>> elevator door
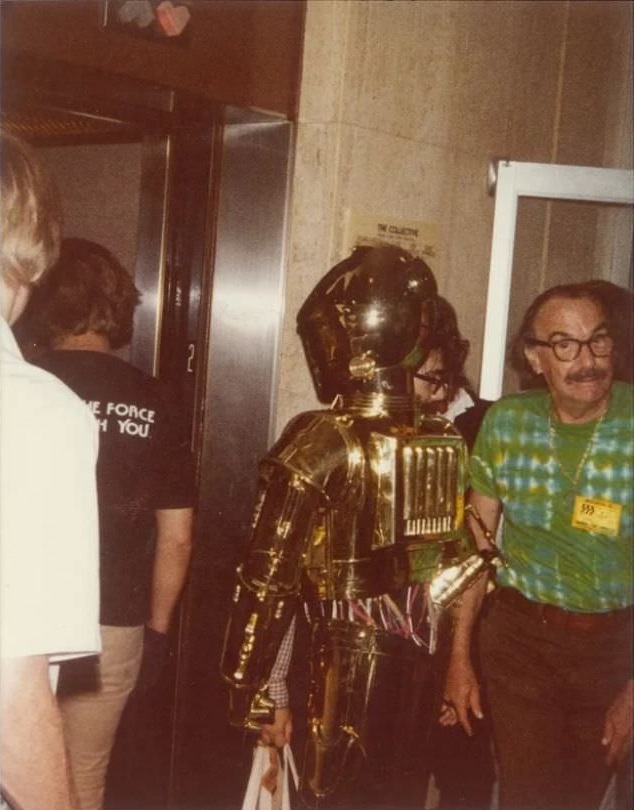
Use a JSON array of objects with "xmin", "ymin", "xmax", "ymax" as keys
[
  {"xmin": 103, "ymin": 110, "xmax": 294, "ymax": 810},
  {"xmin": 3, "ymin": 77, "xmax": 293, "ymax": 808}
]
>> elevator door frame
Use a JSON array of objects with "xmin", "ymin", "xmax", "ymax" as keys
[{"xmin": 169, "ymin": 107, "xmax": 294, "ymax": 809}]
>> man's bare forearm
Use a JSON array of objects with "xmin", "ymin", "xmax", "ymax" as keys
[
  {"xmin": 0, "ymin": 656, "xmax": 76, "ymax": 810},
  {"xmin": 148, "ymin": 507, "xmax": 194, "ymax": 633},
  {"xmin": 443, "ymin": 491, "xmax": 502, "ymax": 732},
  {"xmin": 451, "ymin": 491, "xmax": 501, "ymax": 659},
  {"xmin": 450, "ymin": 572, "xmax": 489, "ymax": 661}
]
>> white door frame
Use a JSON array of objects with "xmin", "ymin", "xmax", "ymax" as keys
[{"xmin": 479, "ymin": 161, "xmax": 634, "ymax": 400}]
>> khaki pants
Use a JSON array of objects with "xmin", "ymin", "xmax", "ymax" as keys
[{"xmin": 59, "ymin": 625, "xmax": 144, "ymax": 810}]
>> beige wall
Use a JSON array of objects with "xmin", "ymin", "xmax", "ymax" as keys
[
  {"xmin": 40, "ymin": 144, "xmax": 141, "ymax": 280},
  {"xmin": 275, "ymin": 0, "xmax": 633, "ymax": 431},
  {"xmin": 38, "ymin": 144, "xmax": 142, "ymax": 362}
]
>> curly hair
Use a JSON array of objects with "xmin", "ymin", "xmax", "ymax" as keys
[
  {"xmin": 509, "ymin": 281, "xmax": 621, "ymax": 389},
  {"xmin": 28, "ymin": 238, "xmax": 140, "ymax": 350},
  {"xmin": 584, "ymin": 279, "xmax": 633, "ymax": 383},
  {"xmin": 1, "ymin": 131, "xmax": 61, "ymax": 287},
  {"xmin": 418, "ymin": 296, "xmax": 471, "ymax": 401}
]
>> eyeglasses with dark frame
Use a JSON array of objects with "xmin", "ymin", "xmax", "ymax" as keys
[
  {"xmin": 525, "ymin": 332, "xmax": 614, "ymax": 362},
  {"xmin": 413, "ymin": 371, "xmax": 448, "ymax": 395}
]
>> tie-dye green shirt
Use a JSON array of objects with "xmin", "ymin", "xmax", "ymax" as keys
[{"xmin": 470, "ymin": 382, "xmax": 634, "ymax": 611}]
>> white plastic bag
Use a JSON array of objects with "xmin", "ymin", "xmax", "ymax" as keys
[{"xmin": 241, "ymin": 743, "xmax": 299, "ymax": 810}]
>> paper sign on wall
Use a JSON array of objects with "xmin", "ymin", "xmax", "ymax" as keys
[{"xmin": 343, "ymin": 209, "xmax": 440, "ymax": 271}]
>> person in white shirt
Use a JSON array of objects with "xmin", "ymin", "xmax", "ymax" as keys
[{"xmin": 0, "ymin": 131, "xmax": 101, "ymax": 810}]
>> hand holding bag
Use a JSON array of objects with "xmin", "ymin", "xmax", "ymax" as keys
[{"xmin": 241, "ymin": 743, "xmax": 299, "ymax": 810}]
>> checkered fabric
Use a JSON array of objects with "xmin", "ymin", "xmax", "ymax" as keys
[{"xmin": 267, "ymin": 616, "xmax": 295, "ymax": 707}]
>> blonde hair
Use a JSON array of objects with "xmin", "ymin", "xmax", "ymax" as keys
[{"xmin": 1, "ymin": 131, "xmax": 61, "ymax": 287}]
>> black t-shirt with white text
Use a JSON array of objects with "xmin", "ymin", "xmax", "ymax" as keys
[{"xmin": 36, "ymin": 350, "xmax": 196, "ymax": 626}]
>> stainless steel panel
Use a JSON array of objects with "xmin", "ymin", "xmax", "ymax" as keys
[
  {"xmin": 198, "ymin": 109, "xmax": 293, "ymax": 533},
  {"xmin": 131, "ymin": 135, "xmax": 171, "ymax": 375},
  {"xmin": 171, "ymin": 107, "xmax": 293, "ymax": 807}
]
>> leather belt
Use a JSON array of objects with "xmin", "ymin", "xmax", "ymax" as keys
[{"xmin": 495, "ymin": 586, "xmax": 633, "ymax": 633}]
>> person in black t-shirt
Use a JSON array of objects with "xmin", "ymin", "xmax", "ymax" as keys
[{"xmin": 22, "ymin": 238, "xmax": 196, "ymax": 810}]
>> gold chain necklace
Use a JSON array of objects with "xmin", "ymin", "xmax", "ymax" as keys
[{"xmin": 547, "ymin": 406, "xmax": 606, "ymax": 491}]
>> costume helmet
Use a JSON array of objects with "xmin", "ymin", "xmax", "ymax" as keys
[{"xmin": 297, "ymin": 244, "xmax": 438, "ymax": 402}]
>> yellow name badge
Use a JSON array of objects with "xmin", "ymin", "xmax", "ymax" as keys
[{"xmin": 572, "ymin": 496, "xmax": 623, "ymax": 537}]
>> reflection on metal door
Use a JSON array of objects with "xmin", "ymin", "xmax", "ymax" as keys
[
  {"xmin": 105, "ymin": 111, "xmax": 293, "ymax": 810},
  {"xmin": 481, "ymin": 161, "xmax": 634, "ymax": 400},
  {"xmin": 169, "ymin": 108, "xmax": 294, "ymax": 810}
]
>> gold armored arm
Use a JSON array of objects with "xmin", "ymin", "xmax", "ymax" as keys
[
  {"xmin": 221, "ymin": 413, "xmax": 352, "ymax": 730},
  {"xmin": 221, "ymin": 467, "xmax": 321, "ymax": 728}
]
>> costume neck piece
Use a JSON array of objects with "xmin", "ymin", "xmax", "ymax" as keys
[{"xmin": 338, "ymin": 390, "xmax": 416, "ymax": 418}]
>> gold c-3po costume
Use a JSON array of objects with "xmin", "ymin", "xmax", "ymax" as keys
[{"xmin": 221, "ymin": 246, "xmax": 487, "ymax": 808}]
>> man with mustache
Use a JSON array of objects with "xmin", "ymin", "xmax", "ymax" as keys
[{"xmin": 443, "ymin": 282, "xmax": 633, "ymax": 810}]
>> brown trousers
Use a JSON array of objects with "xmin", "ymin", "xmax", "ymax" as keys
[{"xmin": 480, "ymin": 591, "xmax": 632, "ymax": 810}]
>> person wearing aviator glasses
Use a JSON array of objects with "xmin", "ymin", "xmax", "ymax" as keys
[
  {"xmin": 443, "ymin": 282, "xmax": 634, "ymax": 810},
  {"xmin": 414, "ymin": 296, "xmax": 492, "ymax": 450}
]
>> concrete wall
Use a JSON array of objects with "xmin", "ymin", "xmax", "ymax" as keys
[{"xmin": 275, "ymin": 0, "xmax": 633, "ymax": 431}]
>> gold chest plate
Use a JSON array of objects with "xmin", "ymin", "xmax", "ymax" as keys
[{"xmin": 368, "ymin": 430, "xmax": 466, "ymax": 550}]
